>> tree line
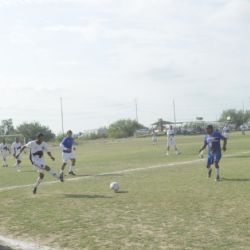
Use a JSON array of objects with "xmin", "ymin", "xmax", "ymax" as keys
[{"xmin": 0, "ymin": 109, "xmax": 249, "ymax": 141}]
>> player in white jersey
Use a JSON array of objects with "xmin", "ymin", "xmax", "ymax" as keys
[
  {"xmin": 166, "ymin": 125, "xmax": 181, "ymax": 155},
  {"xmin": 17, "ymin": 133, "xmax": 63, "ymax": 194},
  {"xmin": 0, "ymin": 139, "xmax": 10, "ymax": 167},
  {"xmin": 11, "ymin": 137, "xmax": 22, "ymax": 172},
  {"xmin": 151, "ymin": 129, "xmax": 157, "ymax": 145},
  {"xmin": 222, "ymin": 125, "xmax": 230, "ymax": 139}
]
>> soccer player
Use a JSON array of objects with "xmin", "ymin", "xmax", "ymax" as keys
[
  {"xmin": 151, "ymin": 129, "xmax": 157, "ymax": 145},
  {"xmin": 199, "ymin": 125, "xmax": 227, "ymax": 181},
  {"xmin": 59, "ymin": 130, "xmax": 76, "ymax": 181},
  {"xmin": 17, "ymin": 133, "xmax": 62, "ymax": 194},
  {"xmin": 11, "ymin": 137, "xmax": 22, "ymax": 172},
  {"xmin": 222, "ymin": 124, "xmax": 230, "ymax": 139},
  {"xmin": 166, "ymin": 125, "xmax": 181, "ymax": 155},
  {"xmin": 0, "ymin": 139, "xmax": 10, "ymax": 167}
]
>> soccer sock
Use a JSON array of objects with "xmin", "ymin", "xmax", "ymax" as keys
[
  {"xmin": 48, "ymin": 169, "xmax": 58, "ymax": 178},
  {"xmin": 69, "ymin": 165, "xmax": 75, "ymax": 172},
  {"xmin": 216, "ymin": 168, "xmax": 220, "ymax": 178}
]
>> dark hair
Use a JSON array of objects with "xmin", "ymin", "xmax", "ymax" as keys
[
  {"xmin": 206, "ymin": 125, "xmax": 213, "ymax": 130},
  {"xmin": 37, "ymin": 133, "xmax": 44, "ymax": 138}
]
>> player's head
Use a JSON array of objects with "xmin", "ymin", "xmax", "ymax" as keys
[
  {"xmin": 169, "ymin": 125, "xmax": 173, "ymax": 129},
  {"xmin": 15, "ymin": 137, "xmax": 20, "ymax": 142},
  {"xmin": 36, "ymin": 133, "xmax": 44, "ymax": 142},
  {"xmin": 2, "ymin": 138, "xmax": 5, "ymax": 144},
  {"xmin": 67, "ymin": 130, "xmax": 73, "ymax": 138},
  {"xmin": 206, "ymin": 125, "xmax": 213, "ymax": 134}
]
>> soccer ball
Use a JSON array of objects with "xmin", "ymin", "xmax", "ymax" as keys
[
  {"xmin": 227, "ymin": 116, "xmax": 231, "ymax": 121},
  {"xmin": 110, "ymin": 182, "xmax": 120, "ymax": 192}
]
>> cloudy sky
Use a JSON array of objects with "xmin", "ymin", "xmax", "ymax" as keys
[{"xmin": 0, "ymin": 0, "xmax": 249, "ymax": 133}]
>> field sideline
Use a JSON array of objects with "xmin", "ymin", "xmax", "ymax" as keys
[{"xmin": 0, "ymin": 132, "xmax": 250, "ymax": 249}]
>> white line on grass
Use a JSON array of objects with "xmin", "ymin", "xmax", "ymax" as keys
[
  {"xmin": 0, "ymin": 150, "xmax": 249, "ymax": 192},
  {"xmin": 0, "ymin": 235, "xmax": 54, "ymax": 250}
]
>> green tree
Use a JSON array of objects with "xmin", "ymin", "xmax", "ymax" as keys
[
  {"xmin": 219, "ymin": 109, "xmax": 250, "ymax": 127},
  {"xmin": 108, "ymin": 119, "xmax": 145, "ymax": 138},
  {"xmin": 16, "ymin": 122, "xmax": 55, "ymax": 141},
  {"xmin": 0, "ymin": 119, "xmax": 15, "ymax": 135}
]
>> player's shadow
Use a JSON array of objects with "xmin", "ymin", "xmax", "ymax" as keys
[
  {"xmin": 0, "ymin": 245, "xmax": 14, "ymax": 250},
  {"xmin": 64, "ymin": 194, "xmax": 113, "ymax": 199},
  {"xmin": 114, "ymin": 190, "xmax": 129, "ymax": 194},
  {"xmin": 221, "ymin": 178, "xmax": 250, "ymax": 182}
]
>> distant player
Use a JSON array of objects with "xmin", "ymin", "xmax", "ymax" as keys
[
  {"xmin": 222, "ymin": 124, "xmax": 230, "ymax": 139},
  {"xmin": 59, "ymin": 130, "xmax": 76, "ymax": 181},
  {"xmin": 151, "ymin": 129, "xmax": 157, "ymax": 145},
  {"xmin": 199, "ymin": 125, "xmax": 227, "ymax": 181},
  {"xmin": 11, "ymin": 137, "xmax": 22, "ymax": 172},
  {"xmin": 166, "ymin": 125, "xmax": 181, "ymax": 155},
  {"xmin": 0, "ymin": 139, "xmax": 10, "ymax": 167},
  {"xmin": 17, "ymin": 133, "xmax": 63, "ymax": 194}
]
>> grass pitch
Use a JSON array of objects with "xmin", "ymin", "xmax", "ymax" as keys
[{"xmin": 0, "ymin": 132, "xmax": 250, "ymax": 249}]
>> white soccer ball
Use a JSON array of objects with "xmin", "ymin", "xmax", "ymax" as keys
[
  {"xmin": 110, "ymin": 182, "xmax": 120, "ymax": 192},
  {"xmin": 227, "ymin": 116, "xmax": 231, "ymax": 121}
]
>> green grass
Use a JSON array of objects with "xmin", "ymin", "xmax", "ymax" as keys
[{"xmin": 0, "ymin": 132, "xmax": 250, "ymax": 249}]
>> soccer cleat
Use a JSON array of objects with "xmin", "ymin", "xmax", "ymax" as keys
[
  {"xmin": 176, "ymin": 151, "xmax": 181, "ymax": 155},
  {"xmin": 208, "ymin": 169, "xmax": 212, "ymax": 178},
  {"xmin": 59, "ymin": 172, "xmax": 64, "ymax": 182},
  {"xmin": 68, "ymin": 171, "xmax": 76, "ymax": 176},
  {"xmin": 215, "ymin": 176, "xmax": 221, "ymax": 182},
  {"xmin": 33, "ymin": 187, "xmax": 37, "ymax": 194}
]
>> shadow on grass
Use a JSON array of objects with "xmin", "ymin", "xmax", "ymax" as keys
[
  {"xmin": 114, "ymin": 190, "xmax": 129, "ymax": 194},
  {"xmin": 226, "ymin": 155, "xmax": 250, "ymax": 159},
  {"xmin": 0, "ymin": 245, "xmax": 14, "ymax": 250},
  {"xmin": 64, "ymin": 194, "xmax": 113, "ymax": 199},
  {"xmin": 221, "ymin": 178, "xmax": 250, "ymax": 182}
]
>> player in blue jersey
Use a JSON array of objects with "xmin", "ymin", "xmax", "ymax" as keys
[
  {"xmin": 199, "ymin": 125, "xmax": 227, "ymax": 181},
  {"xmin": 59, "ymin": 130, "xmax": 76, "ymax": 181}
]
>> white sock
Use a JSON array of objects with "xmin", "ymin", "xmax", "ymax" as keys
[
  {"xmin": 69, "ymin": 165, "xmax": 75, "ymax": 172},
  {"xmin": 216, "ymin": 168, "xmax": 220, "ymax": 177},
  {"xmin": 48, "ymin": 169, "xmax": 58, "ymax": 178}
]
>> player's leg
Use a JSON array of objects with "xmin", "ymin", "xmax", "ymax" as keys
[
  {"xmin": 207, "ymin": 154, "xmax": 213, "ymax": 178},
  {"xmin": 33, "ymin": 172, "xmax": 44, "ymax": 194},
  {"xmin": 44, "ymin": 165, "xmax": 60, "ymax": 179},
  {"xmin": 214, "ymin": 152, "xmax": 222, "ymax": 181},
  {"xmin": 16, "ymin": 159, "xmax": 22, "ymax": 172},
  {"xmin": 68, "ymin": 158, "xmax": 76, "ymax": 175},
  {"xmin": 2, "ymin": 153, "xmax": 8, "ymax": 167}
]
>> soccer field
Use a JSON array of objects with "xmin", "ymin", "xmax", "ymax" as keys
[{"xmin": 0, "ymin": 132, "xmax": 250, "ymax": 250}]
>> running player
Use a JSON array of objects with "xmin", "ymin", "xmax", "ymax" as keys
[
  {"xmin": 199, "ymin": 125, "xmax": 227, "ymax": 181},
  {"xmin": 17, "ymin": 133, "xmax": 63, "ymax": 194},
  {"xmin": 0, "ymin": 139, "xmax": 10, "ymax": 167},
  {"xmin": 166, "ymin": 125, "xmax": 181, "ymax": 155},
  {"xmin": 59, "ymin": 130, "xmax": 76, "ymax": 181},
  {"xmin": 222, "ymin": 124, "xmax": 230, "ymax": 139},
  {"xmin": 11, "ymin": 137, "xmax": 22, "ymax": 172}
]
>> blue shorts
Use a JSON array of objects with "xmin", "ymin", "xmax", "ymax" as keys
[{"xmin": 207, "ymin": 151, "xmax": 221, "ymax": 165}]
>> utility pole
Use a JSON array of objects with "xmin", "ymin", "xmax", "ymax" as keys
[
  {"xmin": 60, "ymin": 97, "xmax": 65, "ymax": 135},
  {"xmin": 173, "ymin": 99, "xmax": 177, "ymax": 126},
  {"xmin": 135, "ymin": 99, "xmax": 138, "ymax": 122}
]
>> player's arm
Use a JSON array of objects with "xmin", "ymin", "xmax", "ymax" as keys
[
  {"xmin": 199, "ymin": 144, "xmax": 207, "ymax": 153},
  {"xmin": 222, "ymin": 138, "xmax": 227, "ymax": 152},
  {"xmin": 47, "ymin": 151, "xmax": 55, "ymax": 161},
  {"xmin": 16, "ymin": 145, "xmax": 27, "ymax": 158}
]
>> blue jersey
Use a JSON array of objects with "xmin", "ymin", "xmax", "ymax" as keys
[
  {"xmin": 61, "ymin": 137, "xmax": 75, "ymax": 152},
  {"xmin": 204, "ymin": 131, "xmax": 225, "ymax": 153}
]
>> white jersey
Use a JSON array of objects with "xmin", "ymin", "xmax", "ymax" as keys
[
  {"xmin": 25, "ymin": 140, "xmax": 49, "ymax": 161},
  {"xmin": 11, "ymin": 142, "xmax": 22, "ymax": 156},
  {"xmin": 0, "ymin": 143, "xmax": 9, "ymax": 153},
  {"xmin": 167, "ymin": 129, "xmax": 175, "ymax": 138}
]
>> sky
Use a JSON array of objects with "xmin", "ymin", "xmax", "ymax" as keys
[{"xmin": 0, "ymin": 0, "xmax": 250, "ymax": 133}]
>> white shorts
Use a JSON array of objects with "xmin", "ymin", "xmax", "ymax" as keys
[
  {"xmin": 62, "ymin": 152, "xmax": 75, "ymax": 163},
  {"xmin": 167, "ymin": 136, "xmax": 176, "ymax": 147},
  {"xmin": 31, "ymin": 157, "xmax": 46, "ymax": 173}
]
